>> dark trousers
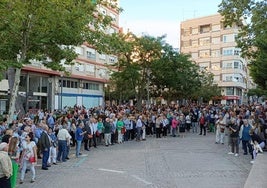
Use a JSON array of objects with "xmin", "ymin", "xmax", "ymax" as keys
[
  {"xmin": 156, "ymin": 127, "xmax": 161, "ymax": 138},
  {"xmin": 0, "ymin": 176, "xmax": 11, "ymax": 188},
  {"xmin": 230, "ymin": 137, "xmax": 239, "ymax": 154},
  {"xmin": 242, "ymin": 140, "xmax": 252, "ymax": 154},
  {"xmin": 162, "ymin": 126, "xmax": 167, "ymax": 136},
  {"xmin": 57, "ymin": 140, "xmax": 67, "ymax": 162},
  {"xmin": 129, "ymin": 129, "xmax": 135, "ymax": 140},
  {"xmin": 111, "ymin": 133, "xmax": 115, "ymax": 144},
  {"xmin": 84, "ymin": 138, "xmax": 89, "ymax": 150},
  {"xmin": 89, "ymin": 134, "xmax": 97, "ymax": 147},
  {"xmin": 124, "ymin": 130, "xmax": 130, "ymax": 141},
  {"xmin": 199, "ymin": 124, "xmax": 206, "ymax": 135},
  {"xmin": 42, "ymin": 148, "xmax": 50, "ymax": 168}
]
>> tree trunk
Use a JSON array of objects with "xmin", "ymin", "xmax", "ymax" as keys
[{"xmin": 7, "ymin": 68, "xmax": 22, "ymax": 123}]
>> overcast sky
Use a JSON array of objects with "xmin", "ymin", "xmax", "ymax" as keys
[{"xmin": 119, "ymin": 0, "xmax": 222, "ymax": 48}]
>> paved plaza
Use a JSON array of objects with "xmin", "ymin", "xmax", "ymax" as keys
[{"xmin": 17, "ymin": 133, "xmax": 252, "ymax": 188}]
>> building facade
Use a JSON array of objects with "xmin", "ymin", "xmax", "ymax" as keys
[
  {"xmin": 0, "ymin": 3, "xmax": 119, "ymax": 114},
  {"xmin": 180, "ymin": 14, "xmax": 254, "ymax": 105}
]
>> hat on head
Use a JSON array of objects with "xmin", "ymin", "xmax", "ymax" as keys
[{"xmin": 0, "ymin": 142, "xmax": 8, "ymax": 151}]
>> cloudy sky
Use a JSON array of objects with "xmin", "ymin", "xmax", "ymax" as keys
[{"xmin": 119, "ymin": 0, "xmax": 222, "ymax": 48}]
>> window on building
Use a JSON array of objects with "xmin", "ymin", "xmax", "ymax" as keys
[
  {"xmin": 199, "ymin": 62, "xmax": 210, "ymax": 69},
  {"xmin": 192, "ymin": 28, "xmax": 198, "ymax": 34},
  {"xmin": 234, "ymin": 61, "xmax": 239, "ymax": 69},
  {"xmin": 191, "ymin": 40, "xmax": 198, "ymax": 47},
  {"xmin": 223, "ymin": 34, "xmax": 236, "ymax": 43},
  {"xmin": 182, "ymin": 40, "xmax": 190, "ymax": 47},
  {"xmin": 212, "ymin": 37, "xmax": 220, "ymax": 44},
  {"xmin": 212, "ymin": 24, "xmax": 220, "ymax": 31},
  {"xmin": 99, "ymin": 53, "xmax": 106, "ymax": 61},
  {"xmin": 199, "ymin": 50, "xmax": 210, "ymax": 58},
  {"xmin": 200, "ymin": 24, "xmax": 211, "ymax": 33},
  {"xmin": 191, "ymin": 52, "xmax": 198, "ymax": 59},
  {"xmin": 199, "ymin": 37, "xmax": 210, "ymax": 46},
  {"xmin": 222, "ymin": 61, "xmax": 232, "ymax": 69},
  {"xmin": 234, "ymin": 49, "xmax": 240, "ymax": 55},
  {"xmin": 85, "ymin": 64, "xmax": 95, "ymax": 73},
  {"xmin": 83, "ymin": 82, "xmax": 100, "ymax": 90},
  {"xmin": 211, "ymin": 50, "xmax": 220, "ymax": 57},
  {"xmin": 226, "ymin": 87, "xmax": 234, "ymax": 95},
  {"xmin": 211, "ymin": 63, "xmax": 220, "ymax": 71},
  {"xmin": 222, "ymin": 48, "xmax": 233, "ymax": 56},
  {"xmin": 86, "ymin": 48, "xmax": 96, "ymax": 60},
  {"xmin": 182, "ymin": 28, "xmax": 190, "ymax": 36},
  {"xmin": 75, "ymin": 47, "xmax": 83, "ymax": 55},
  {"xmin": 109, "ymin": 56, "xmax": 117, "ymax": 64}
]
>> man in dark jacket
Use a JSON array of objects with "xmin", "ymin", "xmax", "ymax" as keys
[
  {"xmin": 83, "ymin": 121, "xmax": 92, "ymax": 151},
  {"xmin": 39, "ymin": 124, "xmax": 51, "ymax": 170}
]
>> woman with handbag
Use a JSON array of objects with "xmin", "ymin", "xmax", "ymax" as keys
[{"xmin": 19, "ymin": 132, "xmax": 37, "ymax": 184}]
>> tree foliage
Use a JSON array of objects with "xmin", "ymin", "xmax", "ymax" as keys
[
  {"xmin": 0, "ymin": 0, "xmax": 119, "ymax": 122},
  {"xmin": 108, "ymin": 33, "xmax": 219, "ymax": 105},
  {"xmin": 218, "ymin": 0, "xmax": 267, "ymax": 90}
]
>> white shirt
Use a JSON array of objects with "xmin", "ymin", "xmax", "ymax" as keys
[{"xmin": 57, "ymin": 128, "xmax": 71, "ymax": 141}]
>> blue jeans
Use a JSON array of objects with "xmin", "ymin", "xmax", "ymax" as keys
[
  {"xmin": 192, "ymin": 122, "xmax": 198, "ymax": 133},
  {"xmin": 76, "ymin": 140, "xmax": 82, "ymax": 157},
  {"xmin": 42, "ymin": 148, "xmax": 50, "ymax": 168},
  {"xmin": 57, "ymin": 140, "xmax": 67, "ymax": 162}
]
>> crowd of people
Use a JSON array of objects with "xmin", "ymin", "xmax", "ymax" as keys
[{"xmin": 0, "ymin": 101, "xmax": 267, "ymax": 187}]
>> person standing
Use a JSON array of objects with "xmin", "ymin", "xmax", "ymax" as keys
[
  {"xmin": 185, "ymin": 113, "xmax": 191, "ymax": 132},
  {"xmin": 199, "ymin": 113, "xmax": 207, "ymax": 136},
  {"xmin": 8, "ymin": 137, "xmax": 20, "ymax": 188},
  {"xmin": 228, "ymin": 119, "xmax": 240, "ymax": 156},
  {"xmin": 136, "ymin": 116, "xmax": 143, "ymax": 141},
  {"xmin": 162, "ymin": 115, "xmax": 169, "ymax": 137},
  {"xmin": 39, "ymin": 124, "xmax": 51, "ymax": 170},
  {"xmin": 0, "ymin": 142, "xmax": 12, "ymax": 188},
  {"xmin": 75, "ymin": 122, "xmax": 86, "ymax": 158},
  {"xmin": 57, "ymin": 124, "xmax": 71, "ymax": 162},
  {"xmin": 20, "ymin": 132, "xmax": 37, "ymax": 184},
  {"xmin": 116, "ymin": 117, "xmax": 124, "ymax": 144},
  {"xmin": 171, "ymin": 114, "xmax": 179, "ymax": 137},
  {"xmin": 191, "ymin": 108, "xmax": 199, "ymax": 133},
  {"xmin": 83, "ymin": 121, "xmax": 91, "ymax": 151},
  {"xmin": 215, "ymin": 115, "xmax": 226, "ymax": 144},
  {"xmin": 103, "ymin": 118, "xmax": 112, "ymax": 146},
  {"xmin": 239, "ymin": 119, "xmax": 253, "ymax": 155},
  {"xmin": 89, "ymin": 118, "xmax": 97, "ymax": 148},
  {"xmin": 155, "ymin": 115, "xmax": 162, "ymax": 138},
  {"xmin": 48, "ymin": 127, "xmax": 57, "ymax": 165}
]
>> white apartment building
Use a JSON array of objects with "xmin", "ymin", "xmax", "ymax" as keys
[
  {"xmin": 0, "ymin": 3, "xmax": 119, "ymax": 114},
  {"xmin": 180, "ymin": 14, "xmax": 253, "ymax": 105}
]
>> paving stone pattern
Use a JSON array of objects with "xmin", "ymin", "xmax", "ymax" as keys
[{"xmin": 17, "ymin": 133, "xmax": 252, "ymax": 188}]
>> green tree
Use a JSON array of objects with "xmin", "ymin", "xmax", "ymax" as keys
[
  {"xmin": 218, "ymin": 0, "xmax": 267, "ymax": 90},
  {"xmin": 0, "ymin": 0, "xmax": 118, "ymax": 122},
  {"xmin": 150, "ymin": 44, "xmax": 201, "ymax": 102},
  {"xmin": 108, "ymin": 33, "xmax": 163, "ymax": 109},
  {"xmin": 191, "ymin": 70, "xmax": 221, "ymax": 103}
]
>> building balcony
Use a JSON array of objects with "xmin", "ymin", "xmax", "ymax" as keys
[{"xmin": 218, "ymin": 81, "xmax": 246, "ymax": 89}]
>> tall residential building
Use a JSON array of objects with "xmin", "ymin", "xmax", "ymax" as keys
[
  {"xmin": 0, "ymin": 3, "xmax": 120, "ymax": 114},
  {"xmin": 180, "ymin": 14, "xmax": 253, "ymax": 105}
]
